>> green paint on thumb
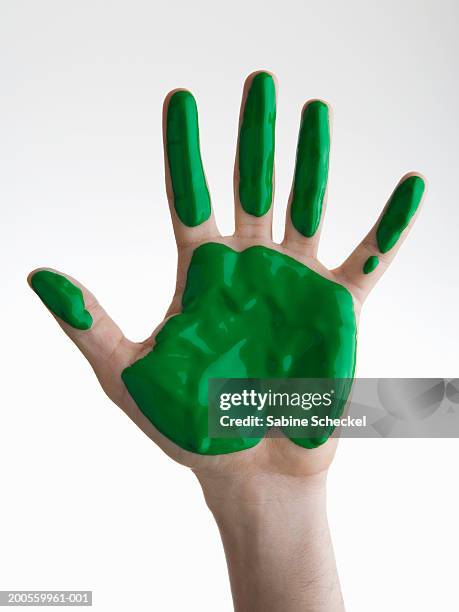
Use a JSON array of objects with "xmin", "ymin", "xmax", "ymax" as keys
[{"xmin": 31, "ymin": 270, "xmax": 93, "ymax": 330}]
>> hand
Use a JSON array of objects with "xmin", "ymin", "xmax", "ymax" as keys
[
  {"xmin": 29, "ymin": 71, "xmax": 425, "ymax": 612},
  {"xmin": 29, "ymin": 69, "xmax": 425, "ymax": 474}
]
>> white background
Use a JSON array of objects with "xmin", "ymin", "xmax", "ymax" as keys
[{"xmin": 1, "ymin": 1, "xmax": 458, "ymax": 610}]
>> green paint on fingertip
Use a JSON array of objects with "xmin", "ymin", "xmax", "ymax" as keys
[
  {"xmin": 31, "ymin": 270, "xmax": 92, "ymax": 330},
  {"xmin": 290, "ymin": 100, "xmax": 330, "ymax": 237},
  {"xmin": 121, "ymin": 243, "xmax": 357, "ymax": 455},
  {"xmin": 363, "ymin": 255, "xmax": 379, "ymax": 274},
  {"xmin": 376, "ymin": 175, "xmax": 425, "ymax": 253},
  {"xmin": 238, "ymin": 72, "xmax": 276, "ymax": 217},
  {"xmin": 166, "ymin": 90, "xmax": 211, "ymax": 227}
]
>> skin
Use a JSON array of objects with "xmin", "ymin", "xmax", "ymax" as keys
[{"xmin": 29, "ymin": 71, "xmax": 426, "ymax": 612}]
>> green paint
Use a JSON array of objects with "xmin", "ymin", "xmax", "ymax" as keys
[
  {"xmin": 31, "ymin": 271, "xmax": 92, "ymax": 330},
  {"xmin": 376, "ymin": 175, "xmax": 425, "ymax": 253},
  {"xmin": 122, "ymin": 243, "xmax": 357, "ymax": 454},
  {"xmin": 363, "ymin": 255, "xmax": 379, "ymax": 274},
  {"xmin": 238, "ymin": 72, "xmax": 276, "ymax": 217},
  {"xmin": 166, "ymin": 90, "xmax": 211, "ymax": 227},
  {"xmin": 290, "ymin": 101, "xmax": 330, "ymax": 237}
]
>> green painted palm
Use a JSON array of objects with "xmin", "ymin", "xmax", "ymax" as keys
[{"xmin": 122, "ymin": 242, "xmax": 357, "ymax": 454}]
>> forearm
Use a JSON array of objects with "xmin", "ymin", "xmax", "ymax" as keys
[{"xmin": 198, "ymin": 472, "xmax": 344, "ymax": 612}]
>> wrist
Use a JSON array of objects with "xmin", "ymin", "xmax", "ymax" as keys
[
  {"xmin": 195, "ymin": 470, "xmax": 343, "ymax": 612},
  {"xmin": 197, "ymin": 470, "xmax": 328, "ymax": 517}
]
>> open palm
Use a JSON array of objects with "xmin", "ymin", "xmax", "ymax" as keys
[{"xmin": 29, "ymin": 71, "xmax": 425, "ymax": 478}]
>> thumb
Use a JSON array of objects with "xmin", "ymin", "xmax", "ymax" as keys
[{"xmin": 28, "ymin": 268, "xmax": 137, "ymax": 389}]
